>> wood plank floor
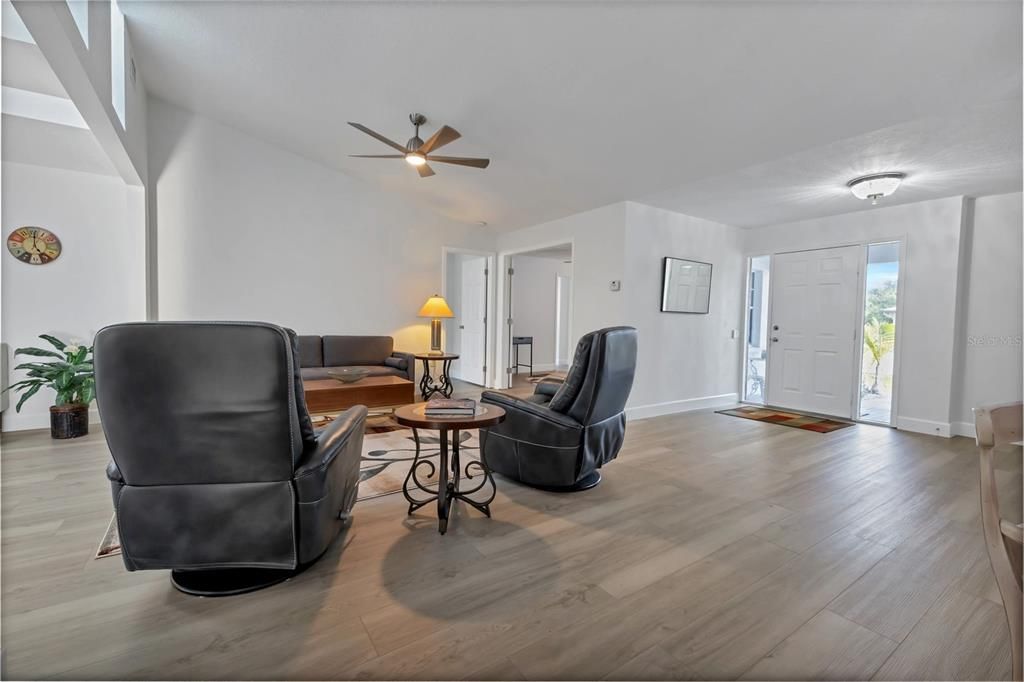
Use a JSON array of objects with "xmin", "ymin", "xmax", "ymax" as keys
[{"xmin": 1, "ymin": 399, "xmax": 1020, "ymax": 680}]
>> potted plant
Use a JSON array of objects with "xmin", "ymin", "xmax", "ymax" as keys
[{"xmin": 4, "ymin": 335, "xmax": 95, "ymax": 439}]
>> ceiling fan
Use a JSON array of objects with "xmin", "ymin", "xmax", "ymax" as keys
[{"xmin": 348, "ymin": 113, "xmax": 490, "ymax": 178}]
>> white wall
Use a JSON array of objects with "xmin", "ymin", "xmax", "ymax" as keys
[
  {"xmin": 744, "ymin": 196, "xmax": 968, "ymax": 436},
  {"xmin": 623, "ymin": 202, "xmax": 745, "ymax": 417},
  {"xmin": 148, "ymin": 98, "xmax": 495, "ymax": 354},
  {"xmin": 951, "ymin": 191, "xmax": 1023, "ymax": 436},
  {"xmin": 496, "ymin": 200, "xmax": 745, "ymax": 417},
  {"xmin": 1, "ymin": 161, "xmax": 146, "ymax": 430},
  {"xmin": 495, "ymin": 202, "xmax": 626, "ymax": 386},
  {"xmin": 511, "ymin": 254, "xmax": 563, "ymax": 371}
]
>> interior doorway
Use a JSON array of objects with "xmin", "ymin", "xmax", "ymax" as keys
[
  {"xmin": 499, "ymin": 243, "xmax": 573, "ymax": 389},
  {"xmin": 442, "ymin": 248, "xmax": 494, "ymax": 386}
]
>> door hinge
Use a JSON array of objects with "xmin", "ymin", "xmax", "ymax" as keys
[
  {"xmin": 508, "ymin": 267, "xmax": 514, "ymax": 276},
  {"xmin": 506, "ymin": 367, "xmax": 513, "ymax": 375},
  {"xmin": 507, "ymin": 317, "xmax": 513, "ymax": 326},
  {"xmin": 484, "ymin": 268, "xmax": 489, "ymax": 276},
  {"xmin": 482, "ymin": 364, "xmax": 487, "ymax": 374}
]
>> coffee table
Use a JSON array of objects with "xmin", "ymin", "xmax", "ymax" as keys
[
  {"xmin": 302, "ymin": 376, "xmax": 414, "ymax": 414},
  {"xmin": 394, "ymin": 402, "xmax": 506, "ymax": 534}
]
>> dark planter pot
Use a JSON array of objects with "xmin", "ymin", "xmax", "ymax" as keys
[{"xmin": 50, "ymin": 404, "xmax": 89, "ymax": 439}]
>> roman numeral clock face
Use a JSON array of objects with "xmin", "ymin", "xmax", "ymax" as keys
[{"xmin": 7, "ymin": 227, "xmax": 61, "ymax": 265}]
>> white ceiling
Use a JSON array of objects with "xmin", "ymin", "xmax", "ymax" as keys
[
  {"xmin": 121, "ymin": 1, "xmax": 1022, "ymax": 230},
  {"xmin": 641, "ymin": 99, "xmax": 1023, "ymax": 227}
]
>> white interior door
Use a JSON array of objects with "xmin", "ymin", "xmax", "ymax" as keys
[
  {"xmin": 766, "ymin": 245, "xmax": 860, "ymax": 418},
  {"xmin": 457, "ymin": 257, "xmax": 487, "ymax": 385}
]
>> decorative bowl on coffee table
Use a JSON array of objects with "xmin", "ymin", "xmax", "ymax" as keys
[{"xmin": 328, "ymin": 368, "xmax": 371, "ymax": 384}]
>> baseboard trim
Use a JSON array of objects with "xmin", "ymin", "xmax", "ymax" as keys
[
  {"xmin": 1, "ymin": 407, "xmax": 101, "ymax": 433},
  {"xmin": 896, "ymin": 416, "xmax": 951, "ymax": 438},
  {"xmin": 950, "ymin": 421, "xmax": 976, "ymax": 439},
  {"xmin": 626, "ymin": 393, "xmax": 738, "ymax": 421}
]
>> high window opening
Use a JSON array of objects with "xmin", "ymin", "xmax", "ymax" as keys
[
  {"xmin": 67, "ymin": 0, "xmax": 88, "ymax": 47},
  {"xmin": 743, "ymin": 255, "xmax": 771, "ymax": 403},
  {"xmin": 110, "ymin": 0, "xmax": 126, "ymax": 127},
  {"xmin": 858, "ymin": 242, "xmax": 900, "ymax": 424}
]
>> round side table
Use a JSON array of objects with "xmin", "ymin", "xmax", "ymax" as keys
[
  {"xmin": 414, "ymin": 352, "xmax": 459, "ymax": 400},
  {"xmin": 394, "ymin": 402, "xmax": 506, "ymax": 534}
]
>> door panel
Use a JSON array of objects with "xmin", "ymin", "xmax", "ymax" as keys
[
  {"xmin": 766, "ymin": 245, "xmax": 860, "ymax": 418},
  {"xmin": 456, "ymin": 257, "xmax": 487, "ymax": 385}
]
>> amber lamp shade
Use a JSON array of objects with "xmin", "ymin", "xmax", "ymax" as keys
[{"xmin": 418, "ymin": 295, "xmax": 455, "ymax": 352}]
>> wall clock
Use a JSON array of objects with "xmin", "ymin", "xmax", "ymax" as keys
[{"xmin": 7, "ymin": 227, "xmax": 62, "ymax": 265}]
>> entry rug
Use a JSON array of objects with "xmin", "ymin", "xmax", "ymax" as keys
[
  {"xmin": 95, "ymin": 424, "xmax": 481, "ymax": 559},
  {"xmin": 716, "ymin": 406, "xmax": 854, "ymax": 433}
]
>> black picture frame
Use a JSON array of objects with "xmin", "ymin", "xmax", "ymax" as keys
[{"xmin": 660, "ymin": 256, "xmax": 713, "ymax": 314}]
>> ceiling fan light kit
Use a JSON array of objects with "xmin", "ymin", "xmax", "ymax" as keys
[
  {"xmin": 847, "ymin": 172, "xmax": 906, "ymax": 205},
  {"xmin": 348, "ymin": 112, "xmax": 490, "ymax": 177}
]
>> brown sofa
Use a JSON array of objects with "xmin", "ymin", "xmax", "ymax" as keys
[{"xmin": 297, "ymin": 335, "xmax": 414, "ymax": 382}]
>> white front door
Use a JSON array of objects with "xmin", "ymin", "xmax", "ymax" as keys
[
  {"xmin": 766, "ymin": 245, "xmax": 860, "ymax": 418},
  {"xmin": 456, "ymin": 256, "xmax": 487, "ymax": 385}
]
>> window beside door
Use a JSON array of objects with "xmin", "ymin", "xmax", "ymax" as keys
[
  {"xmin": 744, "ymin": 255, "xmax": 771, "ymax": 403},
  {"xmin": 858, "ymin": 242, "xmax": 900, "ymax": 424}
]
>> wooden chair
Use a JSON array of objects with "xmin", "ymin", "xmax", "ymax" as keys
[{"xmin": 975, "ymin": 402, "xmax": 1023, "ymax": 680}]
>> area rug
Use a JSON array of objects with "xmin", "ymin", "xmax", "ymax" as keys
[
  {"xmin": 715, "ymin": 406, "xmax": 854, "ymax": 433},
  {"xmin": 359, "ymin": 427, "xmax": 480, "ymax": 500},
  {"xmin": 311, "ymin": 410, "xmax": 405, "ymax": 434},
  {"xmin": 526, "ymin": 372, "xmax": 566, "ymax": 384},
  {"xmin": 95, "ymin": 422, "xmax": 480, "ymax": 559}
]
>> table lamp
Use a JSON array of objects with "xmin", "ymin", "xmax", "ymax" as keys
[{"xmin": 418, "ymin": 294, "xmax": 455, "ymax": 353}]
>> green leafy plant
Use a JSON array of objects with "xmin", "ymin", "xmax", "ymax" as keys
[
  {"xmin": 863, "ymin": 320, "xmax": 895, "ymax": 394},
  {"xmin": 4, "ymin": 335, "xmax": 95, "ymax": 412}
]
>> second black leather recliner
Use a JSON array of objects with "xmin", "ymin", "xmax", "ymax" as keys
[
  {"xmin": 95, "ymin": 321, "xmax": 366, "ymax": 596},
  {"xmin": 479, "ymin": 326, "xmax": 637, "ymax": 491}
]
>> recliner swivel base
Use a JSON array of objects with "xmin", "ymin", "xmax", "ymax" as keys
[
  {"xmin": 170, "ymin": 565, "xmax": 308, "ymax": 597},
  {"xmin": 529, "ymin": 470, "xmax": 602, "ymax": 493}
]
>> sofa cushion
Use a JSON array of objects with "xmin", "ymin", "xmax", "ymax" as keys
[
  {"xmin": 300, "ymin": 365, "xmax": 407, "ymax": 381},
  {"xmin": 384, "ymin": 356, "xmax": 408, "ymax": 370},
  {"xmin": 297, "ymin": 335, "xmax": 323, "ymax": 368},
  {"xmin": 323, "ymin": 336, "xmax": 393, "ymax": 367}
]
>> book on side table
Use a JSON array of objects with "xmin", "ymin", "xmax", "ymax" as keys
[{"xmin": 424, "ymin": 398, "xmax": 476, "ymax": 417}]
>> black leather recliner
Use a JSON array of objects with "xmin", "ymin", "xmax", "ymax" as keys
[
  {"xmin": 479, "ymin": 326, "xmax": 637, "ymax": 491},
  {"xmin": 95, "ymin": 322, "xmax": 366, "ymax": 596}
]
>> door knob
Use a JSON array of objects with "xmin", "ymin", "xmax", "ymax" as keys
[
  {"xmin": 772, "ymin": 325, "xmax": 779, "ymax": 331},
  {"xmin": 772, "ymin": 337, "xmax": 779, "ymax": 343}
]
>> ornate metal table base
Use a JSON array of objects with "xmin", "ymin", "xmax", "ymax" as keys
[
  {"xmin": 417, "ymin": 356, "xmax": 455, "ymax": 400},
  {"xmin": 401, "ymin": 428, "xmax": 497, "ymax": 534}
]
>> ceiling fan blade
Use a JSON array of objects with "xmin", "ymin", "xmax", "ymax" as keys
[
  {"xmin": 349, "ymin": 154, "xmax": 405, "ymax": 159},
  {"xmin": 417, "ymin": 163, "xmax": 436, "ymax": 178},
  {"xmin": 348, "ymin": 122, "xmax": 408, "ymax": 153},
  {"xmin": 426, "ymin": 155, "xmax": 490, "ymax": 169},
  {"xmin": 418, "ymin": 125, "xmax": 461, "ymax": 154}
]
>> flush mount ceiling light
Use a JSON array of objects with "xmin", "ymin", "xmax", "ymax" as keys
[{"xmin": 847, "ymin": 172, "xmax": 906, "ymax": 205}]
